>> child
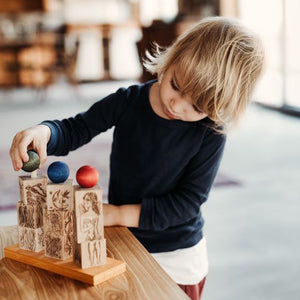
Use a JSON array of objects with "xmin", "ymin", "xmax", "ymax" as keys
[{"xmin": 10, "ymin": 17, "xmax": 265, "ymax": 300}]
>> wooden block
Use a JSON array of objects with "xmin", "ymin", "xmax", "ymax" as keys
[
  {"xmin": 74, "ymin": 239, "xmax": 107, "ymax": 269},
  {"xmin": 43, "ymin": 210, "xmax": 74, "ymax": 260},
  {"xmin": 46, "ymin": 179, "xmax": 74, "ymax": 211},
  {"xmin": 18, "ymin": 226, "xmax": 44, "ymax": 252},
  {"xmin": 4, "ymin": 244, "xmax": 126, "ymax": 286},
  {"xmin": 17, "ymin": 201, "xmax": 44, "ymax": 229},
  {"xmin": 43, "ymin": 209, "xmax": 74, "ymax": 237},
  {"xmin": 19, "ymin": 175, "xmax": 47, "ymax": 205},
  {"xmin": 44, "ymin": 232, "xmax": 73, "ymax": 260},
  {"xmin": 74, "ymin": 185, "xmax": 104, "ymax": 243}
]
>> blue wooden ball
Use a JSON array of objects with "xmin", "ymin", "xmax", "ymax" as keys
[{"xmin": 47, "ymin": 161, "xmax": 69, "ymax": 183}]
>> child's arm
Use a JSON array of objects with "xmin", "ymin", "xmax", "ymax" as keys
[
  {"xmin": 103, "ymin": 203, "xmax": 141, "ymax": 228},
  {"xmin": 40, "ymin": 88, "xmax": 131, "ymax": 157},
  {"xmin": 9, "ymin": 87, "xmax": 130, "ymax": 170}
]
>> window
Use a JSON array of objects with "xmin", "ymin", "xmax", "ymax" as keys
[{"xmin": 239, "ymin": 0, "xmax": 300, "ymax": 112}]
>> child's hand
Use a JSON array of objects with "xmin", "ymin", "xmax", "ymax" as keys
[{"xmin": 9, "ymin": 124, "xmax": 51, "ymax": 171}]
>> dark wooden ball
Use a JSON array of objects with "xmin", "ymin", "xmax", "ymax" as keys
[{"xmin": 22, "ymin": 150, "xmax": 40, "ymax": 172}]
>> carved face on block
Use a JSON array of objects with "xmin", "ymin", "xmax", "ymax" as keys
[
  {"xmin": 74, "ymin": 187, "xmax": 104, "ymax": 244},
  {"xmin": 82, "ymin": 192, "xmax": 100, "ymax": 215}
]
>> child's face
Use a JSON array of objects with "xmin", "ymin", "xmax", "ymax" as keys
[{"xmin": 158, "ymin": 66, "xmax": 207, "ymax": 122}]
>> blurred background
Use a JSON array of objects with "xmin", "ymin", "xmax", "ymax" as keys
[{"xmin": 0, "ymin": 1, "xmax": 299, "ymax": 299}]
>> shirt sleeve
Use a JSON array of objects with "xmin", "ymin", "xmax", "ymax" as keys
[
  {"xmin": 41, "ymin": 87, "xmax": 129, "ymax": 156},
  {"xmin": 139, "ymin": 128, "xmax": 226, "ymax": 231}
]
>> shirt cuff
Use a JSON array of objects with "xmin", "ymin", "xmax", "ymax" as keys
[{"xmin": 40, "ymin": 121, "xmax": 58, "ymax": 155}]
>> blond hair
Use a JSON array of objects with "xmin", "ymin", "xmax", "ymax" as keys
[{"xmin": 144, "ymin": 17, "xmax": 265, "ymax": 132}]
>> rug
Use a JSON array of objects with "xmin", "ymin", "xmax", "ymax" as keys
[{"xmin": 0, "ymin": 140, "xmax": 242, "ymax": 211}]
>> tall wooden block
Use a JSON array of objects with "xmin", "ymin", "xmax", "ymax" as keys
[
  {"xmin": 43, "ymin": 209, "xmax": 74, "ymax": 260},
  {"xmin": 46, "ymin": 179, "xmax": 74, "ymax": 211},
  {"xmin": 74, "ymin": 239, "xmax": 106, "ymax": 269},
  {"xmin": 18, "ymin": 226, "xmax": 44, "ymax": 252},
  {"xmin": 17, "ymin": 201, "xmax": 44, "ymax": 229},
  {"xmin": 74, "ymin": 185, "xmax": 104, "ymax": 244},
  {"xmin": 19, "ymin": 175, "xmax": 47, "ymax": 205}
]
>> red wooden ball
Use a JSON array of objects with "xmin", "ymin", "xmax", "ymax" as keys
[{"xmin": 76, "ymin": 165, "xmax": 99, "ymax": 188}]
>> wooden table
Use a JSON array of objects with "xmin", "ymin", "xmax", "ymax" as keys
[{"xmin": 0, "ymin": 226, "xmax": 188, "ymax": 299}]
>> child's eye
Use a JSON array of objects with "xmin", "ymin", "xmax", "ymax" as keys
[{"xmin": 170, "ymin": 78, "xmax": 179, "ymax": 91}]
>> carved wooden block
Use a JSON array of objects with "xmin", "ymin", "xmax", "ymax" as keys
[
  {"xmin": 46, "ymin": 179, "xmax": 74, "ymax": 211},
  {"xmin": 44, "ymin": 232, "xmax": 74, "ymax": 260},
  {"xmin": 43, "ymin": 209, "xmax": 74, "ymax": 260},
  {"xmin": 19, "ymin": 175, "xmax": 47, "ymax": 205},
  {"xmin": 18, "ymin": 226, "xmax": 44, "ymax": 252},
  {"xmin": 43, "ymin": 209, "xmax": 74, "ymax": 237},
  {"xmin": 74, "ymin": 185, "xmax": 104, "ymax": 244},
  {"xmin": 75, "ymin": 239, "xmax": 106, "ymax": 269},
  {"xmin": 17, "ymin": 201, "xmax": 44, "ymax": 229}
]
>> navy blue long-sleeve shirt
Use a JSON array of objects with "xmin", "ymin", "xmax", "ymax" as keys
[{"xmin": 42, "ymin": 80, "xmax": 226, "ymax": 253}]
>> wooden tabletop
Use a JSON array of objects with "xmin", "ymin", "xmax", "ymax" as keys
[{"xmin": 0, "ymin": 226, "xmax": 189, "ymax": 299}]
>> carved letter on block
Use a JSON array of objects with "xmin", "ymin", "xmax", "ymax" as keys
[
  {"xmin": 74, "ymin": 186, "xmax": 104, "ymax": 244},
  {"xmin": 46, "ymin": 179, "xmax": 73, "ymax": 211}
]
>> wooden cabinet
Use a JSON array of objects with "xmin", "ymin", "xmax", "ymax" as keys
[
  {"xmin": 0, "ymin": 50, "xmax": 18, "ymax": 86},
  {"xmin": 0, "ymin": 0, "xmax": 44, "ymax": 13},
  {"xmin": 18, "ymin": 45, "xmax": 57, "ymax": 87},
  {"xmin": 0, "ymin": 37, "xmax": 59, "ymax": 88}
]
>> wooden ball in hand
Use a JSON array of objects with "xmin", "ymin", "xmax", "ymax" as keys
[
  {"xmin": 76, "ymin": 165, "xmax": 99, "ymax": 188},
  {"xmin": 22, "ymin": 150, "xmax": 40, "ymax": 172},
  {"xmin": 47, "ymin": 161, "xmax": 70, "ymax": 183}
]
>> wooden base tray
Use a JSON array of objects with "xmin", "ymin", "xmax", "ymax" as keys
[{"xmin": 4, "ymin": 244, "xmax": 126, "ymax": 286}]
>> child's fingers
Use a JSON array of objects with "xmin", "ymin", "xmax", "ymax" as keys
[
  {"xmin": 18, "ymin": 136, "xmax": 33, "ymax": 162},
  {"xmin": 10, "ymin": 151, "xmax": 23, "ymax": 171},
  {"xmin": 10, "ymin": 132, "xmax": 32, "ymax": 171},
  {"xmin": 36, "ymin": 143, "xmax": 47, "ymax": 168},
  {"xmin": 9, "ymin": 137, "xmax": 21, "ymax": 171},
  {"xmin": 10, "ymin": 146, "xmax": 25, "ymax": 171}
]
